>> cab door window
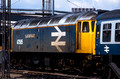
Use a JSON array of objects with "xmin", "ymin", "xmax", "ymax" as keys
[
  {"xmin": 78, "ymin": 22, "xmax": 81, "ymax": 32},
  {"xmin": 115, "ymin": 23, "xmax": 120, "ymax": 42},
  {"xmin": 102, "ymin": 23, "xmax": 111, "ymax": 42},
  {"xmin": 82, "ymin": 22, "xmax": 89, "ymax": 32},
  {"xmin": 91, "ymin": 21, "xmax": 95, "ymax": 32},
  {"xmin": 77, "ymin": 22, "xmax": 81, "ymax": 49}
]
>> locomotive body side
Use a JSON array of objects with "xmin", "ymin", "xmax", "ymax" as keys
[
  {"xmin": 12, "ymin": 24, "xmax": 76, "ymax": 53},
  {"xmin": 11, "ymin": 12, "xmax": 97, "ymax": 54}
]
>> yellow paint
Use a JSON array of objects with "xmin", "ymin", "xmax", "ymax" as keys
[
  {"xmin": 11, "ymin": 27, "xmax": 13, "ymax": 52},
  {"xmin": 76, "ymin": 20, "xmax": 96, "ymax": 55},
  {"xmin": 10, "ymin": 49, "xmax": 12, "ymax": 52},
  {"xmin": 93, "ymin": 21, "xmax": 97, "ymax": 55},
  {"xmin": 0, "ymin": 46, "xmax": 2, "ymax": 51},
  {"xmin": 25, "ymin": 34, "xmax": 35, "ymax": 38}
]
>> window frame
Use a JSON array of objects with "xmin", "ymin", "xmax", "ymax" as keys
[
  {"xmin": 100, "ymin": 20, "xmax": 120, "ymax": 44},
  {"xmin": 115, "ymin": 23, "xmax": 120, "ymax": 42},
  {"xmin": 102, "ymin": 23, "xmax": 112, "ymax": 42},
  {"xmin": 82, "ymin": 22, "xmax": 90, "ymax": 33},
  {"xmin": 100, "ymin": 21, "xmax": 112, "ymax": 44}
]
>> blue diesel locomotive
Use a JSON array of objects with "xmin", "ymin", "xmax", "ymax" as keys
[
  {"xmin": 9, "ymin": 10, "xmax": 120, "ymax": 77},
  {"xmin": 12, "ymin": 12, "xmax": 97, "ymax": 53}
]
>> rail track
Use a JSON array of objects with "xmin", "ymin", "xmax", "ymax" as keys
[{"xmin": 1, "ymin": 69, "xmax": 100, "ymax": 79}]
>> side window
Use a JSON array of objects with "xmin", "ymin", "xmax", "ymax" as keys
[
  {"xmin": 77, "ymin": 22, "xmax": 81, "ymax": 49},
  {"xmin": 115, "ymin": 23, "xmax": 120, "ymax": 42},
  {"xmin": 91, "ymin": 21, "xmax": 95, "ymax": 32},
  {"xmin": 102, "ymin": 23, "xmax": 111, "ymax": 42},
  {"xmin": 82, "ymin": 22, "xmax": 89, "ymax": 32},
  {"xmin": 78, "ymin": 22, "xmax": 81, "ymax": 32}
]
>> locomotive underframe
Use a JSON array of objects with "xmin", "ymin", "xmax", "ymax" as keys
[
  {"xmin": 10, "ymin": 52, "xmax": 120, "ymax": 78},
  {"xmin": 10, "ymin": 52, "xmax": 105, "ymax": 76}
]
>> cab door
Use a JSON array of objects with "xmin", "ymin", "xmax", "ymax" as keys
[{"xmin": 76, "ymin": 20, "xmax": 96, "ymax": 55}]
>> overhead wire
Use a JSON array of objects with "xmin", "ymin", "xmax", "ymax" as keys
[
  {"xmin": 11, "ymin": 0, "xmax": 20, "ymax": 5},
  {"xmin": 67, "ymin": 0, "xmax": 81, "ymax": 8}
]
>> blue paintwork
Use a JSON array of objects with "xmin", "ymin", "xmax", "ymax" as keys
[
  {"xmin": 100, "ymin": 44, "xmax": 120, "ymax": 55},
  {"xmin": 12, "ymin": 10, "xmax": 120, "ymax": 55},
  {"xmin": 13, "ymin": 25, "xmax": 76, "ymax": 53},
  {"xmin": 95, "ymin": 21, "xmax": 101, "ymax": 55},
  {"xmin": 96, "ymin": 13, "xmax": 120, "ymax": 55},
  {"xmin": 95, "ymin": 38, "xmax": 100, "ymax": 55}
]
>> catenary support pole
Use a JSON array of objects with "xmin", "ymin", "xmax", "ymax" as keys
[
  {"xmin": 52, "ymin": 0, "xmax": 54, "ymax": 15},
  {"xmin": 42, "ymin": 0, "xmax": 45, "ymax": 17},
  {"xmin": 1, "ymin": 0, "xmax": 6, "ymax": 78},
  {"xmin": 1, "ymin": 0, "xmax": 11, "ymax": 78},
  {"xmin": 6, "ymin": 0, "xmax": 11, "ymax": 77}
]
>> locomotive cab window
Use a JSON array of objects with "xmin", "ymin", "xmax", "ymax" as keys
[
  {"xmin": 92, "ymin": 21, "xmax": 95, "ymax": 32},
  {"xmin": 115, "ymin": 23, "xmax": 120, "ymax": 42},
  {"xmin": 76, "ymin": 22, "xmax": 81, "ymax": 49},
  {"xmin": 78, "ymin": 22, "xmax": 81, "ymax": 32},
  {"xmin": 102, "ymin": 23, "xmax": 111, "ymax": 42},
  {"xmin": 82, "ymin": 22, "xmax": 89, "ymax": 32}
]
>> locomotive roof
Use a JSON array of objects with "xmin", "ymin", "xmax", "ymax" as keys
[
  {"xmin": 97, "ymin": 9, "xmax": 120, "ymax": 20},
  {"xmin": 13, "ymin": 11, "xmax": 97, "ymax": 29}
]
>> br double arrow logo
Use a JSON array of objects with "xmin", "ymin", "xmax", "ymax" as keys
[
  {"xmin": 51, "ymin": 26, "xmax": 66, "ymax": 52},
  {"xmin": 104, "ymin": 45, "xmax": 109, "ymax": 53}
]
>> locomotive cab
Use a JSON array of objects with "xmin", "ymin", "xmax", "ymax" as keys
[{"xmin": 76, "ymin": 20, "xmax": 96, "ymax": 55}]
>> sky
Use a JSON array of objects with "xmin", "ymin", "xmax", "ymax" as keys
[{"xmin": 11, "ymin": 0, "xmax": 120, "ymax": 12}]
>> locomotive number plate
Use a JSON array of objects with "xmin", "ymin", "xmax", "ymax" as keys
[{"xmin": 17, "ymin": 39, "xmax": 23, "ymax": 45}]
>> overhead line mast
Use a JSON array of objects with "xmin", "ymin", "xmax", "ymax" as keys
[
  {"xmin": 6, "ymin": 0, "xmax": 11, "ymax": 78},
  {"xmin": 52, "ymin": 0, "xmax": 54, "ymax": 15},
  {"xmin": 1, "ymin": 0, "xmax": 6, "ymax": 78},
  {"xmin": 1, "ymin": 0, "xmax": 11, "ymax": 78},
  {"xmin": 42, "ymin": 0, "xmax": 45, "ymax": 17}
]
